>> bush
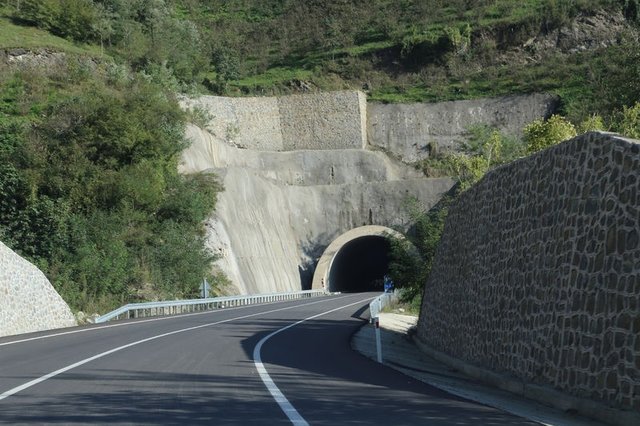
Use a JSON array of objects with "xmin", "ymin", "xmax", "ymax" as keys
[
  {"xmin": 419, "ymin": 125, "xmax": 519, "ymax": 190},
  {"xmin": 387, "ymin": 197, "xmax": 449, "ymax": 303},
  {"xmin": 578, "ymin": 114, "xmax": 606, "ymax": 134},
  {"xmin": 0, "ymin": 64, "xmax": 223, "ymax": 312},
  {"xmin": 615, "ymin": 101, "xmax": 640, "ymax": 138},
  {"xmin": 524, "ymin": 114, "xmax": 577, "ymax": 154}
]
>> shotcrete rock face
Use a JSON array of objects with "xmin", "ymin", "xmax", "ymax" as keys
[{"xmin": 328, "ymin": 236, "xmax": 390, "ymax": 293}]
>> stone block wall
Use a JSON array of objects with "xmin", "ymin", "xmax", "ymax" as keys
[
  {"xmin": 0, "ymin": 241, "xmax": 76, "ymax": 337},
  {"xmin": 417, "ymin": 132, "xmax": 640, "ymax": 412},
  {"xmin": 180, "ymin": 95, "xmax": 284, "ymax": 151},
  {"xmin": 278, "ymin": 91, "xmax": 366, "ymax": 150},
  {"xmin": 180, "ymin": 91, "xmax": 366, "ymax": 152}
]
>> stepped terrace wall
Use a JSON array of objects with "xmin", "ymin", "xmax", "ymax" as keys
[
  {"xmin": 0, "ymin": 241, "xmax": 76, "ymax": 337},
  {"xmin": 417, "ymin": 132, "xmax": 640, "ymax": 417}
]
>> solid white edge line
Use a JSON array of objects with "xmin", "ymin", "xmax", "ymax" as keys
[
  {"xmin": 0, "ymin": 295, "xmax": 351, "ymax": 402},
  {"xmin": 253, "ymin": 297, "xmax": 373, "ymax": 426}
]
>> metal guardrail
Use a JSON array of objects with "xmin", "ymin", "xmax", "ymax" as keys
[
  {"xmin": 95, "ymin": 289, "xmax": 328, "ymax": 324},
  {"xmin": 369, "ymin": 291, "xmax": 396, "ymax": 320}
]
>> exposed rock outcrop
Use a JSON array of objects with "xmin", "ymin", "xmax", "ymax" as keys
[{"xmin": 367, "ymin": 93, "xmax": 558, "ymax": 162}]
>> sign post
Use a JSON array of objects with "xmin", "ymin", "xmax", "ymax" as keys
[{"xmin": 201, "ymin": 278, "xmax": 210, "ymax": 299}]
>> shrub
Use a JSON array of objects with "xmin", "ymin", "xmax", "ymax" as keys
[
  {"xmin": 524, "ymin": 114, "xmax": 577, "ymax": 154},
  {"xmin": 578, "ymin": 114, "xmax": 606, "ymax": 134},
  {"xmin": 616, "ymin": 101, "xmax": 640, "ymax": 139},
  {"xmin": 0, "ymin": 64, "xmax": 223, "ymax": 312},
  {"xmin": 387, "ymin": 196, "xmax": 449, "ymax": 303}
]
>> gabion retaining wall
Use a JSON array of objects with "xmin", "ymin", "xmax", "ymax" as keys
[
  {"xmin": 417, "ymin": 132, "xmax": 640, "ymax": 412},
  {"xmin": 0, "ymin": 241, "xmax": 76, "ymax": 337}
]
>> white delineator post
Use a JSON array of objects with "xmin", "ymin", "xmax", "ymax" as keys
[{"xmin": 374, "ymin": 317, "xmax": 382, "ymax": 363}]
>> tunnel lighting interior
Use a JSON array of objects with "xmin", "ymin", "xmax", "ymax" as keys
[{"xmin": 328, "ymin": 236, "xmax": 390, "ymax": 292}]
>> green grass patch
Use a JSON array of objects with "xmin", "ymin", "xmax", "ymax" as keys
[
  {"xmin": 231, "ymin": 67, "xmax": 314, "ymax": 91},
  {"xmin": 0, "ymin": 16, "xmax": 102, "ymax": 56}
]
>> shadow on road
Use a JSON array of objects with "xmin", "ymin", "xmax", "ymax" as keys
[{"xmin": 236, "ymin": 303, "xmax": 538, "ymax": 426}]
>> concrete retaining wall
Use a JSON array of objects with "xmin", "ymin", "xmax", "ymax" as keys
[
  {"xmin": 0, "ymin": 241, "xmax": 76, "ymax": 337},
  {"xmin": 181, "ymin": 123, "xmax": 453, "ymax": 295},
  {"xmin": 368, "ymin": 93, "xmax": 558, "ymax": 162},
  {"xmin": 180, "ymin": 91, "xmax": 558, "ymax": 297},
  {"xmin": 417, "ymin": 132, "xmax": 640, "ymax": 417}
]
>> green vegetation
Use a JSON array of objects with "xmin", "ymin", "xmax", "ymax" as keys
[
  {"xmin": 0, "ymin": 14, "xmax": 102, "ymax": 55},
  {"xmin": 391, "ymin": 102, "xmax": 640, "ymax": 308},
  {"xmin": 387, "ymin": 125, "xmax": 519, "ymax": 307},
  {"xmin": 0, "ymin": 60, "xmax": 224, "ymax": 313},
  {"xmin": 387, "ymin": 197, "xmax": 449, "ymax": 310},
  {"xmin": 2, "ymin": 1, "xmax": 639, "ymax": 125},
  {"xmin": 524, "ymin": 114, "xmax": 578, "ymax": 153},
  {"xmin": 2, "ymin": 0, "xmax": 640, "ymax": 314}
]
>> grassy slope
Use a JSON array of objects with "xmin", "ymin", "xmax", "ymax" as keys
[
  {"xmin": 1, "ymin": 1, "xmax": 636, "ymax": 120},
  {"xmin": 0, "ymin": 12, "xmax": 101, "ymax": 56},
  {"xmin": 209, "ymin": 0, "xmax": 634, "ymax": 122}
]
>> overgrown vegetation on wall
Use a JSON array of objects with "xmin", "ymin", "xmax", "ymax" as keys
[{"xmin": 0, "ymin": 61, "xmax": 223, "ymax": 313}]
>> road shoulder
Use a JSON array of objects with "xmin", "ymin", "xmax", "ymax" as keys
[{"xmin": 351, "ymin": 312, "xmax": 604, "ymax": 426}]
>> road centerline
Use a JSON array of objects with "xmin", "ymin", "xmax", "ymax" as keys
[{"xmin": 0, "ymin": 295, "xmax": 352, "ymax": 401}]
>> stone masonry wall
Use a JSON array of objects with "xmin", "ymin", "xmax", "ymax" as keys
[
  {"xmin": 180, "ymin": 91, "xmax": 366, "ymax": 151},
  {"xmin": 417, "ymin": 132, "xmax": 640, "ymax": 412},
  {"xmin": 0, "ymin": 241, "xmax": 76, "ymax": 337},
  {"xmin": 278, "ymin": 91, "xmax": 366, "ymax": 150}
]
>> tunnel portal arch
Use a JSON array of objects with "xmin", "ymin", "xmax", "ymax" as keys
[{"xmin": 312, "ymin": 226, "xmax": 405, "ymax": 293}]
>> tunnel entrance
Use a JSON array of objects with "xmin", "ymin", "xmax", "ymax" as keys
[
  {"xmin": 328, "ymin": 236, "xmax": 390, "ymax": 293},
  {"xmin": 312, "ymin": 226, "xmax": 403, "ymax": 293}
]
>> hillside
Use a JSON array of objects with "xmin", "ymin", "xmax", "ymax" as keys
[
  {"xmin": 1, "ymin": 0, "xmax": 640, "ymax": 313},
  {"xmin": 2, "ymin": 1, "xmax": 639, "ymax": 122}
]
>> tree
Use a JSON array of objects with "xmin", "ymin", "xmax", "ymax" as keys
[
  {"xmin": 624, "ymin": 0, "xmax": 639, "ymax": 22},
  {"xmin": 387, "ymin": 196, "xmax": 449, "ymax": 307}
]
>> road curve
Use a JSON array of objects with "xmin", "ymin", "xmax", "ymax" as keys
[{"xmin": 0, "ymin": 293, "xmax": 538, "ymax": 425}]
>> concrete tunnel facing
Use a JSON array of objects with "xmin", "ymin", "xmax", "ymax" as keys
[{"xmin": 311, "ymin": 225, "xmax": 405, "ymax": 293}]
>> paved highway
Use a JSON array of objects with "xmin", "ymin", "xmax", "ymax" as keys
[{"xmin": 0, "ymin": 293, "xmax": 538, "ymax": 425}]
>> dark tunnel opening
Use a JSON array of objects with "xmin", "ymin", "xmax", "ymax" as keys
[{"xmin": 328, "ymin": 236, "xmax": 390, "ymax": 293}]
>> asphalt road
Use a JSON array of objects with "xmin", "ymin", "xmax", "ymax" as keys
[{"xmin": 0, "ymin": 293, "xmax": 538, "ymax": 425}]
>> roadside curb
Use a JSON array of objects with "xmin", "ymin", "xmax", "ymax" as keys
[{"xmin": 413, "ymin": 337, "xmax": 640, "ymax": 426}]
